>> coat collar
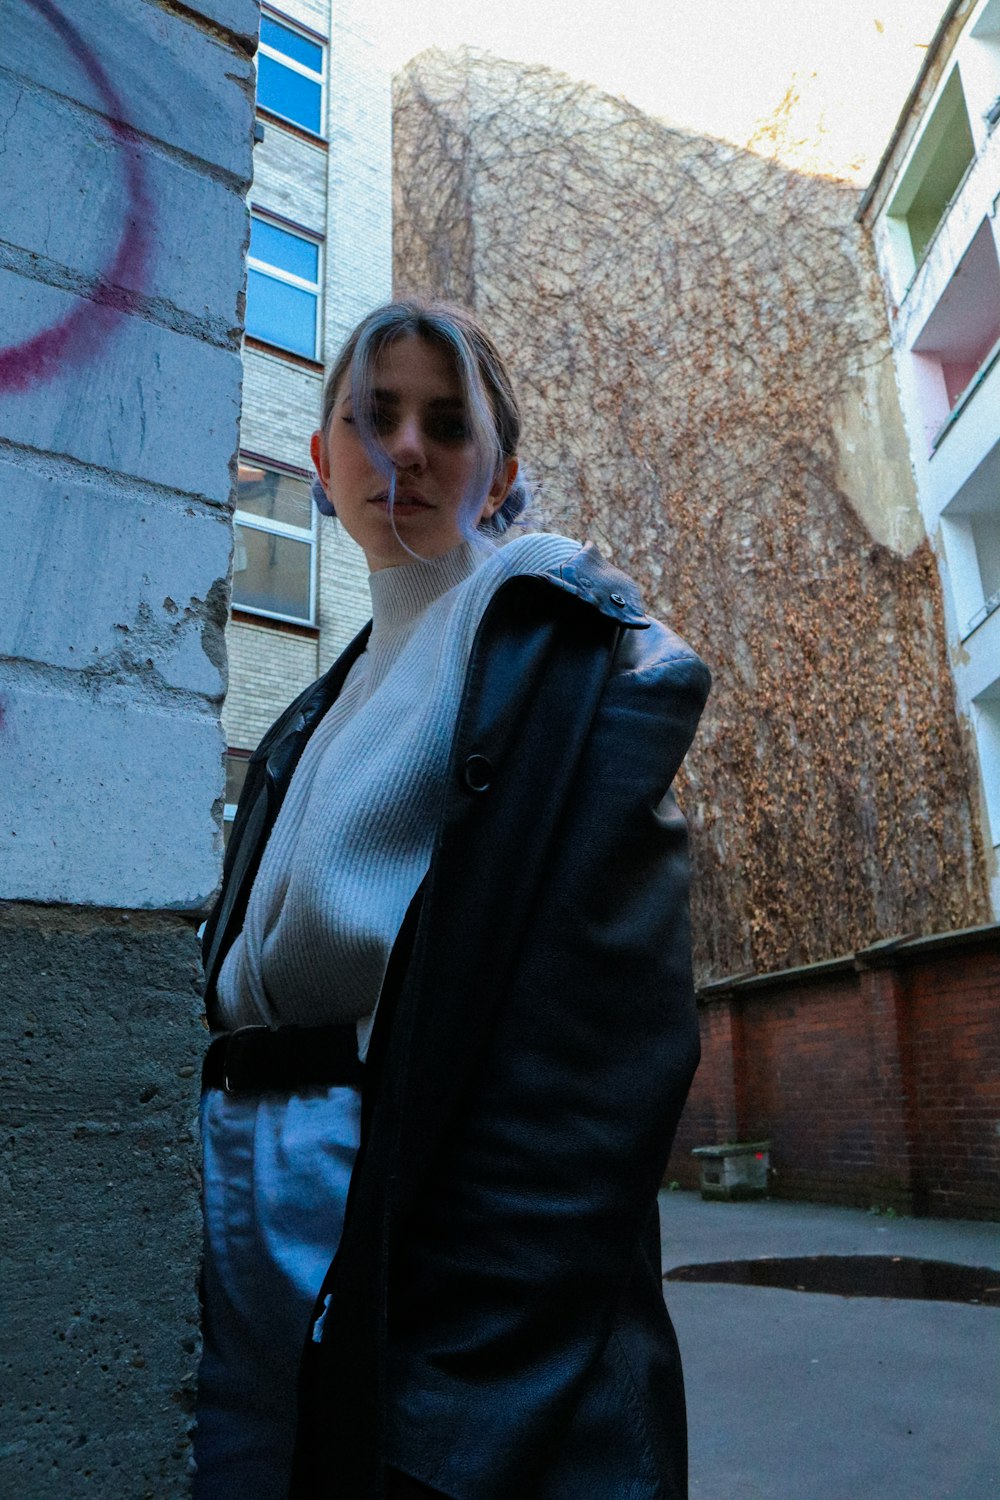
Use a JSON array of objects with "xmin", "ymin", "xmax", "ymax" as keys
[
  {"xmin": 264, "ymin": 542, "xmax": 646, "ymax": 781},
  {"xmin": 545, "ymin": 542, "xmax": 651, "ymax": 629}
]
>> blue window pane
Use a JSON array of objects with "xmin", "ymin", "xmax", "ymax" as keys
[
  {"xmin": 250, "ymin": 218, "xmax": 318, "ymax": 283},
  {"xmin": 257, "ymin": 53, "xmax": 322, "ymax": 133},
  {"xmin": 246, "ymin": 269, "xmax": 317, "ymax": 357},
  {"xmin": 260, "ymin": 17, "xmax": 323, "ymax": 74}
]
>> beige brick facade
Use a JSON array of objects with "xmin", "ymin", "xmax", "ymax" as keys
[
  {"xmin": 223, "ymin": 618, "xmax": 319, "ymax": 749},
  {"xmin": 227, "ymin": 0, "xmax": 391, "ymax": 756}
]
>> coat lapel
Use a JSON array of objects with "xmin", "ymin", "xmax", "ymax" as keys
[
  {"xmin": 294, "ymin": 577, "xmax": 622, "ymax": 1498},
  {"xmin": 388, "ymin": 578, "xmax": 622, "ymax": 1218},
  {"xmin": 201, "ymin": 621, "xmax": 372, "ymax": 1017}
]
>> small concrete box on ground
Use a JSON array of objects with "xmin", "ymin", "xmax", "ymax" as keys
[{"xmin": 692, "ymin": 1141, "xmax": 771, "ymax": 1201}]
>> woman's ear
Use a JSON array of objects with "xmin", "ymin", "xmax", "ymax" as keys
[
  {"xmin": 482, "ymin": 457, "xmax": 518, "ymax": 521},
  {"xmin": 310, "ymin": 429, "xmax": 336, "ymax": 516},
  {"xmin": 310, "ymin": 428, "xmax": 330, "ymax": 490}
]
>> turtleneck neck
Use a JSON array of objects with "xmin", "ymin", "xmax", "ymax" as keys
[{"xmin": 367, "ymin": 537, "xmax": 495, "ymax": 633}]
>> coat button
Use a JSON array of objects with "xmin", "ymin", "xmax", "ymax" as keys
[
  {"xmin": 610, "ymin": 591, "xmax": 626, "ymax": 607},
  {"xmin": 463, "ymin": 753, "xmax": 494, "ymax": 793}
]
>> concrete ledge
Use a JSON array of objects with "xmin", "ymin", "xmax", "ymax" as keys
[{"xmin": 697, "ymin": 921, "xmax": 1000, "ymax": 1000}]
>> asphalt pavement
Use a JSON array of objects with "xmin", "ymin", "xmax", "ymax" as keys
[{"xmin": 657, "ymin": 1190, "xmax": 999, "ymax": 1500}]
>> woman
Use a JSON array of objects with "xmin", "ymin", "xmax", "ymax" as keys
[{"xmin": 196, "ymin": 299, "xmax": 711, "ymax": 1500}]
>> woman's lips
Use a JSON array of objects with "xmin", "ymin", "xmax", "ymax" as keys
[{"xmin": 369, "ymin": 490, "xmax": 432, "ymax": 511}]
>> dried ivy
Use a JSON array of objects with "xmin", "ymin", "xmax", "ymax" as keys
[{"xmin": 394, "ymin": 50, "xmax": 991, "ymax": 980}]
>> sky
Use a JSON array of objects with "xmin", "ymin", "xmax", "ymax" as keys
[{"xmin": 373, "ymin": 0, "xmax": 950, "ymax": 182}]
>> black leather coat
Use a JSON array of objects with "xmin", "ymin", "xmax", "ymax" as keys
[{"xmin": 202, "ymin": 543, "xmax": 711, "ymax": 1500}]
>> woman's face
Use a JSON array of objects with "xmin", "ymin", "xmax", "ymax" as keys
[{"xmin": 310, "ymin": 334, "xmax": 516, "ymax": 571}]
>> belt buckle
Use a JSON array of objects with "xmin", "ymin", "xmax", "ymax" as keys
[{"xmin": 222, "ymin": 1025, "xmax": 266, "ymax": 1096}]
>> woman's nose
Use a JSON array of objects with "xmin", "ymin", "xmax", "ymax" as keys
[{"xmin": 386, "ymin": 412, "xmax": 425, "ymax": 469}]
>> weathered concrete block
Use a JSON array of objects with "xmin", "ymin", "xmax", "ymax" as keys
[
  {"xmin": 692, "ymin": 1142, "xmax": 771, "ymax": 1201},
  {"xmin": 0, "ymin": 462, "xmax": 231, "ymax": 699},
  {"xmin": 0, "ymin": 0, "xmax": 255, "ymax": 183},
  {"xmin": 0, "ymin": 73, "xmax": 248, "ymax": 335},
  {"xmin": 179, "ymin": 0, "xmax": 260, "ymax": 48},
  {"xmin": 0, "ymin": 266, "xmax": 242, "ymax": 504},
  {"xmin": 0, "ymin": 685, "xmax": 223, "ymax": 909},
  {"xmin": 0, "ymin": 909, "xmax": 206, "ymax": 1500}
]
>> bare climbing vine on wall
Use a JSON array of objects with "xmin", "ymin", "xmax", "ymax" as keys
[{"xmin": 394, "ymin": 50, "xmax": 991, "ymax": 981}]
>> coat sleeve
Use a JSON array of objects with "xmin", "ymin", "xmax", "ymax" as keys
[{"xmin": 382, "ymin": 631, "xmax": 711, "ymax": 1499}]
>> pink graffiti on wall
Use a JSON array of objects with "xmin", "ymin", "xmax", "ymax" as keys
[{"xmin": 0, "ymin": 0, "xmax": 152, "ymax": 391}]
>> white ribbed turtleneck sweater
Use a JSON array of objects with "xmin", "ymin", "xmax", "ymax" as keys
[{"xmin": 216, "ymin": 530, "xmax": 580, "ymax": 1055}]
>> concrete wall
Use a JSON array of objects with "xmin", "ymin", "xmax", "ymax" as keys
[
  {"xmin": 0, "ymin": 0, "xmax": 257, "ymax": 1491},
  {"xmin": 393, "ymin": 51, "xmax": 993, "ymax": 981},
  {"xmin": 225, "ymin": 0, "xmax": 389, "ymax": 759}
]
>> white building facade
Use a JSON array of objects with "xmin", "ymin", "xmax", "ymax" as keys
[
  {"xmin": 861, "ymin": 0, "xmax": 1000, "ymax": 915},
  {"xmin": 224, "ymin": 0, "xmax": 392, "ymax": 823}
]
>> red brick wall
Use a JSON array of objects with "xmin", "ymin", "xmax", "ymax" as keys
[
  {"xmin": 669, "ymin": 931, "xmax": 999, "ymax": 1220},
  {"xmin": 905, "ymin": 946, "xmax": 1000, "ymax": 1219},
  {"xmin": 672, "ymin": 1001, "xmax": 741, "ymax": 1161}
]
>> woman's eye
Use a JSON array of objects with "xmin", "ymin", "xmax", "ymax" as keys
[
  {"xmin": 429, "ymin": 417, "xmax": 469, "ymax": 443},
  {"xmin": 344, "ymin": 406, "xmax": 467, "ymax": 442},
  {"xmin": 345, "ymin": 405, "xmax": 393, "ymax": 434}
]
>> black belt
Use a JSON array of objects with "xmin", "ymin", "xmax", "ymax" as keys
[{"xmin": 202, "ymin": 1023, "xmax": 364, "ymax": 1096}]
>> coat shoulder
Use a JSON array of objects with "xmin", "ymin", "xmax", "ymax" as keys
[
  {"xmin": 533, "ymin": 536, "xmax": 711, "ymax": 701},
  {"xmin": 622, "ymin": 615, "xmax": 712, "ymax": 702}
]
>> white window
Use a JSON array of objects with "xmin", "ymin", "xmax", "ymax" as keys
[
  {"xmin": 223, "ymin": 750, "xmax": 252, "ymax": 849},
  {"xmin": 257, "ymin": 11, "xmax": 324, "ymax": 135},
  {"xmin": 941, "ymin": 437, "xmax": 1000, "ymax": 638},
  {"xmin": 910, "ymin": 219, "xmax": 1000, "ymax": 451},
  {"xmin": 233, "ymin": 459, "xmax": 316, "ymax": 624},
  {"xmin": 246, "ymin": 214, "xmax": 321, "ymax": 360},
  {"xmin": 973, "ymin": 684, "xmax": 1000, "ymax": 848},
  {"xmin": 886, "ymin": 68, "xmax": 977, "ymax": 284}
]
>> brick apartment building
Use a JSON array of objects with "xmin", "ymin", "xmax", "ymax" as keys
[{"xmin": 223, "ymin": 0, "xmax": 391, "ymax": 820}]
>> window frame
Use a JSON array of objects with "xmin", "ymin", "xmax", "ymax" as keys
[
  {"xmin": 232, "ymin": 453, "xmax": 318, "ymax": 627},
  {"xmin": 256, "ymin": 5, "xmax": 326, "ymax": 139},
  {"xmin": 885, "ymin": 66, "xmax": 978, "ymax": 294},
  {"xmin": 246, "ymin": 209, "xmax": 323, "ymax": 361},
  {"xmin": 222, "ymin": 748, "xmax": 253, "ymax": 847}
]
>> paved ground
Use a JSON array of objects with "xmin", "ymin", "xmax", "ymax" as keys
[{"xmin": 657, "ymin": 1191, "xmax": 999, "ymax": 1500}]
